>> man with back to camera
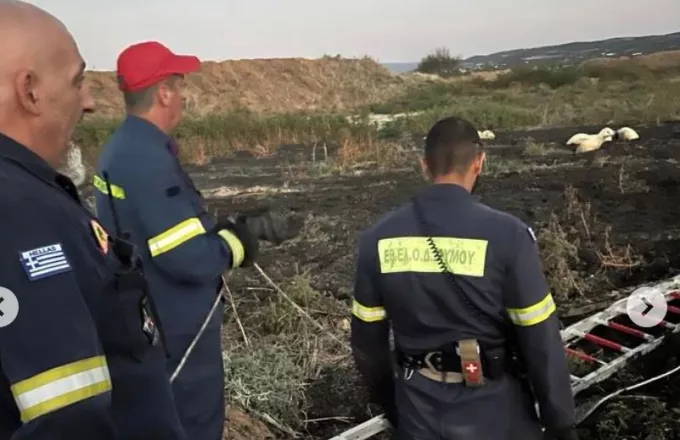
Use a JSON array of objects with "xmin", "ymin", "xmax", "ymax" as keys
[
  {"xmin": 350, "ymin": 115, "xmax": 578, "ymax": 439},
  {"xmin": 0, "ymin": 2, "xmax": 188, "ymax": 439},
  {"xmin": 92, "ymin": 41, "xmax": 300, "ymax": 439}
]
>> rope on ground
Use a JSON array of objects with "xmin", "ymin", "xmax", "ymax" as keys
[
  {"xmin": 225, "ymin": 281, "xmax": 249, "ymax": 347},
  {"xmin": 170, "ymin": 273, "xmax": 231, "ymax": 382},
  {"xmin": 576, "ymin": 362, "xmax": 680, "ymax": 424},
  {"xmin": 253, "ymin": 262, "xmax": 351, "ymax": 352},
  {"xmin": 172, "ymin": 261, "xmax": 351, "ymax": 384}
]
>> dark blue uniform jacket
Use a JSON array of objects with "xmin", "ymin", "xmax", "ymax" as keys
[
  {"xmin": 93, "ymin": 115, "xmax": 242, "ymax": 349},
  {"xmin": 351, "ymin": 183, "xmax": 575, "ymax": 433},
  {"xmin": 0, "ymin": 132, "xmax": 184, "ymax": 440}
]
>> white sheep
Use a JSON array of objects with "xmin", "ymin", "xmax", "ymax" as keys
[
  {"xmin": 573, "ymin": 133, "xmax": 613, "ymax": 154},
  {"xmin": 599, "ymin": 127, "xmax": 616, "ymax": 138},
  {"xmin": 566, "ymin": 127, "xmax": 615, "ymax": 146},
  {"xmin": 616, "ymin": 127, "xmax": 639, "ymax": 141},
  {"xmin": 478, "ymin": 130, "xmax": 495, "ymax": 140}
]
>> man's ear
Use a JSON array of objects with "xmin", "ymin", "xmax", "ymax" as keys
[
  {"xmin": 15, "ymin": 69, "xmax": 41, "ymax": 116},
  {"xmin": 419, "ymin": 157, "xmax": 430, "ymax": 181},
  {"xmin": 472, "ymin": 151, "xmax": 486, "ymax": 175},
  {"xmin": 157, "ymin": 82, "xmax": 173, "ymax": 107}
]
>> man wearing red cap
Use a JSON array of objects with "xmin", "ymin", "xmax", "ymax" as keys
[{"xmin": 92, "ymin": 41, "xmax": 298, "ymax": 440}]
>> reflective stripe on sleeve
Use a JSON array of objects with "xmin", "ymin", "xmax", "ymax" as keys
[
  {"xmin": 217, "ymin": 229, "xmax": 245, "ymax": 268},
  {"xmin": 11, "ymin": 355, "xmax": 112, "ymax": 423},
  {"xmin": 148, "ymin": 217, "xmax": 206, "ymax": 257},
  {"xmin": 92, "ymin": 175, "xmax": 126, "ymax": 199},
  {"xmin": 352, "ymin": 299, "xmax": 387, "ymax": 322},
  {"xmin": 506, "ymin": 292, "xmax": 556, "ymax": 327}
]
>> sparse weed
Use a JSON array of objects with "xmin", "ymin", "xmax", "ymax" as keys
[
  {"xmin": 537, "ymin": 186, "xmax": 643, "ymax": 300},
  {"xmin": 222, "ymin": 271, "xmax": 350, "ymax": 435}
]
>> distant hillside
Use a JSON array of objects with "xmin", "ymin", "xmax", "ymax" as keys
[{"xmin": 463, "ymin": 31, "xmax": 680, "ymax": 68}]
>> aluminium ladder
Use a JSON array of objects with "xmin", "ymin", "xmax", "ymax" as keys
[{"xmin": 564, "ymin": 274, "xmax": 680, "ymax": 395}]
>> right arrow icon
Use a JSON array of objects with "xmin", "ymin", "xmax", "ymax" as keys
[
  {"xmin": 626, "ymin": 287, "xmax": 668, "ymax": 328},
  {"xmin": 640, "ymin": 297, "xmax": 653, "ymax": 316}
]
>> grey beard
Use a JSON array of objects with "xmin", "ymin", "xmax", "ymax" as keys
[{"xmin": 58, "ymin": 142, "xmax": 86, "ymax": 187}]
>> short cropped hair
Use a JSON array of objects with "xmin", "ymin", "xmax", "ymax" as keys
[
  {"xmin": 423, "ymin": 116, "xmax": 483, "ymax": 176},
  {"xmin": 117, "ymin": 74, "xmax": 182, "ymax": 112}
]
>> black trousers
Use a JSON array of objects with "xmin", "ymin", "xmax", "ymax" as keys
[{"xmin": 392, "ymin": 368, "xmax": 544, "ymax": 440}]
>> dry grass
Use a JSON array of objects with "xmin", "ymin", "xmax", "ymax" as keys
[
  {"xmin": 522, "ymin": 140, "xmax": 561, "ymax": 156},
  {"xmin": 221, "ymin": 270, "xmax": 352, "ymax": 436},
  {"xmin": 537, "ymin": 186, "xmax": 643, "ymax": 300}
]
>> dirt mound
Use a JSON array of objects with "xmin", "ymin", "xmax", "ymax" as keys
[
  {"xmin": 86, "ymin": 57, "xmax": 406, "ymax": 117},
  {"xmin": 224, "ymin": 408, "xmax": 274, "ymax": 440}
]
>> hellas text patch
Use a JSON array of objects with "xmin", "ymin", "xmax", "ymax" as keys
[{"xmin": 19, "ymin": 243, "xmax": 72, "ymax": 281}]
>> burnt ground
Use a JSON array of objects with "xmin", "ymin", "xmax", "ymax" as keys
[{"xmin": 154, "ymin": 121, "xmax": 680, "ymax": 439}]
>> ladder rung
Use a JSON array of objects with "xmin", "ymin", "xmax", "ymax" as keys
[
  {"xmin": 602, "ymin": 320, "xmax": 654, "ymax": 341},
  {"xmin": 667, "ymin": 305, "xmax": 680, "ymax": 315},
  {"xmin": 565, "ymin": 347, "xmax": 605, "ymax": 365},
  {"xmin": 580, "ymin": 331, "xmax": 631, "ymax": 352}
]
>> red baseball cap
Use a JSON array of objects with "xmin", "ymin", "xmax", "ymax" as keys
[{"xmin": 116, "ymin": 41, "xmax": 200, "ymax": 92}]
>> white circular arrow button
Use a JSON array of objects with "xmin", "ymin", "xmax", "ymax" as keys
[{"xmin": 626, "ymin": 286, "xmax": 667, "ymax": 328}]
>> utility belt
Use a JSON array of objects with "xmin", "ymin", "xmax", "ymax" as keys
[{"xmin": 396, "ymin": 338, "xmax": 526, "ymax": 387}]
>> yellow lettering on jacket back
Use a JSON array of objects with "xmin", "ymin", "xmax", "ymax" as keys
[{"xmin": 377, "ymin": 236, "xmax": 488, "ymax": 277}]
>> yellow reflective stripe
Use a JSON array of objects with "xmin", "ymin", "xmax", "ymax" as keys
[
  {"xmin": 11, "ymin": 355, "xmax": 111, "ymax": 423},
  {"xmin": 377, "ymin": 236, "xmax": 488, "ymax": 277},
  {"xmin": 217, "ymin": 229, "xmax": 245, "ymax": 268},
  {"xmin": 506, "ymin": 293, "xmax": 556, "ymax": 327},
  {"xmin": 92, "ymin": 174, "xmax": 126, "ymax": 199},
  {"xmin": 352, "ymin": 299, "xmax": 387, "ymax": 322},
  {"xmin": 148, "ymin": 217, "xmax": 206, "ymax": 257}
]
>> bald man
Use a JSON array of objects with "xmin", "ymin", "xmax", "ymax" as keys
[{"xmin": 0, "ymin": 2, "xmax": 185, "ymax": 439}]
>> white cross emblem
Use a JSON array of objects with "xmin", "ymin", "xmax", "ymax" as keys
[{"xmin": 465, "ymin": 363, "xmax": 478, "ymax": 373}]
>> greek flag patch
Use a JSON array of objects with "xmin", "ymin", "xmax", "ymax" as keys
[{"xmin": 19, "ymin": 243, "xmax": 72, "ymax": 281}]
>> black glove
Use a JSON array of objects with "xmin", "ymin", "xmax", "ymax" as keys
[
  {"xmin": 237, "ymin": 211, "xmax": 303, "ymax": 245},
  {"xmin": 215, "ymin": 218, "xmax": 259, "ymax": 267},
  {"xmin": 544, "ymin": 426, "xmax": 578, "ymax": 440}
]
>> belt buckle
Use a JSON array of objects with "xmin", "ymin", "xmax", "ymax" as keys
[
  {"xmin": 423, "ymin": 351, "xmax": 439, "ymax": 371},
  {"xmin": 424, "ymin": 351, "xmax": 448, "ymax": 382}
]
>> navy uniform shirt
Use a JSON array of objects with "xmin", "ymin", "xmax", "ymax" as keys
[
  {"xmin": 350, "ymin": 183, "xmax": 575, "ymax": 432},
  {"xmin": 0, "ymin": 132, "xmax": 117, "ymax": 439},
  {"xmin": 93, "ymin": 115, "xmax": 244, "ymax": 349}
]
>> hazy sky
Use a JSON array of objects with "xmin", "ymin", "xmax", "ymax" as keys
[{"xmin": 27, "ymin": 0, "xmax": 680, "ymax": 71}]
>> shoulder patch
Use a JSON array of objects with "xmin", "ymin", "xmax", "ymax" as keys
[
  {"xmin": 90, "ymin": 219, "xmax": 109, "ymax": 255},
  {"xmin": 527, "ymin": 227, "xmax": 537, "ymax": 242},
  {"xmin": 19, "ymin": 244, "xmax": 71, "ymax": 281}
]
